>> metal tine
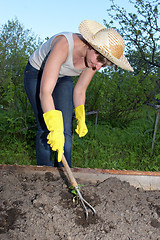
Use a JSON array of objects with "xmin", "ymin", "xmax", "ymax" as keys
[{"xmin": 75, "ymin": 186, "xmax": 96, "ymax": 219}]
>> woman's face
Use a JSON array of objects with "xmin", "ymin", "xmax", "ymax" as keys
[
  {"xmin": 85, "ymin": 48, "xmax": 113, "ymax": 71},
  {"xmin": 85, "ymin": 48, "xmax": 104, "ymax": 71}
]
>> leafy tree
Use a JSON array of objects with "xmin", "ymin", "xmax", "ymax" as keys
[
  {"xmin": 0, "ymin": 17, "xmax": 42, "ymax": 118},
  {"xmin": 0, "ymin": 18, "xmax": 43, "ymax": 164},
  {"xmin": 105, "ymin": 0, "xmax": 160, "ymax": 73}
]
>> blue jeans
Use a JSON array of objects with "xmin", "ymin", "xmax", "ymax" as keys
[{"xmin": 24, "ymin": 62, "xmax": 73, "ymax": 167}]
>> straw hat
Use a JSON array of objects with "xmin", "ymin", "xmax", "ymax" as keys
[{"xmin": 79, "ymin": 20, "xmax": 134, "ymax": 72}]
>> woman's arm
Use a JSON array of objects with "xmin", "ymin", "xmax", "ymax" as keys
[
  {"xmin": 39, "ymin": 36, "xmax": 69, "ymax": 113},
  {"xmin": 73, "ymin": 67, "xmax": 96, "ymax": 108},
  {"xmin": 73, "ymin": 68, "xmax": 96, "ymax": 137},
  {"xmin": 40, "ymin": 36, "xmax": 69, "ymax": 162}
]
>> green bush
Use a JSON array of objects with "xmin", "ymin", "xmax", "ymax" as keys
[{"xmin": 84, "ymin": 69, "xmax": 156, "ymax": 127}]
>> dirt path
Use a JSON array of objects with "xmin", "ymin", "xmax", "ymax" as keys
[{"xmin": 0, "ymin": 167, "xmax": 160, "ymax": 240}]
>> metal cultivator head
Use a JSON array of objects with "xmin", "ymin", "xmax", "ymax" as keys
[{"xmin": 74, "ymin": 185, "xmax": 96, "ymax": 219}]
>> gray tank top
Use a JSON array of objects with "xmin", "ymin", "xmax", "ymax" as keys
[{"xmin": 29, "ymin": 32, "xmax": 85, "ymax": 77}]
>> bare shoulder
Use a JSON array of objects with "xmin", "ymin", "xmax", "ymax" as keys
[
  {"xmin": 72, "ymin": 33, "xmax": 85, "ymax": 47},
  {"xmin": 51, "ymin": 34, "xmax": 69, "ymax": 49},
  {"xmin": 49, "ymin": 35, "xmax": 69, "ymax": 63}
]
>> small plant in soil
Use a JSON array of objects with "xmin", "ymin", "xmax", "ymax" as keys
[{"xmin": 69, "ymin": 184, "xmax": 84, "ymax": 204}]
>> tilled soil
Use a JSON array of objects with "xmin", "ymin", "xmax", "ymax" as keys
[{"xmin": 0, "ymin": 167, "xmax": 160, "ymax": 240}]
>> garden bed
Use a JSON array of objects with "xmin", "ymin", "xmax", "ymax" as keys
[{"xmin": 0, "ymin": 165, "xmax": 160, "ymax": 240}]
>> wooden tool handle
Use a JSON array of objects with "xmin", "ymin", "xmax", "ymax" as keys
[{"xmin": 62, "ymin": 155, "xmax": 78, "ymax": 188}]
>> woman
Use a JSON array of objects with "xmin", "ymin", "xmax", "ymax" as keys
[{"xmin": 24, "ymin": 20, "xmax": 133, "ymax": 168}]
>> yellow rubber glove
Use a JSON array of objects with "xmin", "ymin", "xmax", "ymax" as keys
[
  {"xmin": 43, "ymin": 110, "xmax": 64, "ymax": 162},
  {"xmin": 75, "ymin": 105, "xmax": 88, "ymax": 137}
]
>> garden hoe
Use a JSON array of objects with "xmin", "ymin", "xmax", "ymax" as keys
[{"xmin": 62, "ymin": 155, "xmax": 96, "ymax": 219}]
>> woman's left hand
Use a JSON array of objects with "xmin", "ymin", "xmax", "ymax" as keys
[{"xmin": 75, "ymin": 105, "xmax": 88, "ymax": 137}]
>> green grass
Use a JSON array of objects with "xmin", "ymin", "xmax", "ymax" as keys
[
  {"xmin": 71, "ymin": 108, "xmax": 160, "ymax": 171},
  {"xmin": 0, "ymin": 136, "xmax": 36, "ymax": 166},
  {"xmin": 0, "ymin": 106, "xmax": 160, "ymax": 171}
]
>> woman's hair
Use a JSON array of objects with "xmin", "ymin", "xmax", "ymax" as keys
[{"xmin": 82, "ymin": 37, "xmax": 115, "ymax": 68}]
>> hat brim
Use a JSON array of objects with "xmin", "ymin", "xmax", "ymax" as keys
[{"xmin": 79, "ymin": 20, "xmax": 134, "ymax": 72}]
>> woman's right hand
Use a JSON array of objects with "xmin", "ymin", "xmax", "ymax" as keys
[{"xmin": 43, "ymin": 110, "xmax": 65, "ymax": 162}]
